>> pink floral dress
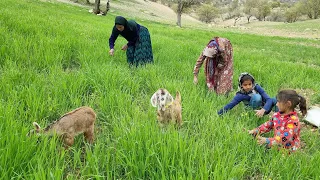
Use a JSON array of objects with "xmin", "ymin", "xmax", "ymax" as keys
[
  {"xmin": 193, "ymin": 37, "xmax": 233, "ymax": 94},
  {"xmin": 253, "ymin": 111, "xmax": 301, "ymax": 152}
]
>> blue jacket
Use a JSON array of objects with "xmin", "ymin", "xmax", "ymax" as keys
[{"xmin": 218, "ymin": 85, "xmax": 273, "ymax": 115}]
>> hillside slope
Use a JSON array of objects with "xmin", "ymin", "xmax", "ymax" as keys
[
  {"xmin": 59, "ymin": 0, "xmax": 320, "ymax": 39},
  {"xmin": 109, "ymin": 0, "xmax": 203, "ymax": 26}
]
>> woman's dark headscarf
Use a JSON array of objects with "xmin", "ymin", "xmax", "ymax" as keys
[
  {"xmin": 115, "ymin": 16, "xmax": 128, "ymax": 26},
  {"xmin": 114, "ymin": 16, "xmax": 137, "ymax": 32}
]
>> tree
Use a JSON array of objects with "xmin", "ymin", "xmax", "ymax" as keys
[
  {"xmin": 197, "ymin": 4, "xmax": 219, "ymax": 23},
  {"xmin": 93, "ymin": 0, "xmax": 101, "ymax": 14},
  {"xmin": 228, "ymin": 0, "xmax": 242, "ymax": 26},
  {"xmin": 285, "ymin": 5, "xmax": 301, "ymax": 23},
  {"xmin": 256, "ymin": 0, "xmax": 271, "ymax": 21},
  {"xmin": 270, "ymin": 0, "xmax": 280, "ymax": 9},
  {"xmin": 283, "ymin": 1, "xmax": 305, "ymax": 23},
  {"xmin": 300, "ymin": 0, "xmax": 320, "ymax": 19},
  {"xmin": 103, "ymin": 0, "xmax": 110, "ymax": 15},
  {"xmin": 167, "ymin": 0, "xmax": 200, "ymax": 27},
  {"xmin": 92, "ymin": 0, "xmax": 109, "ymax": 15},
  {"xmin": 244, "ymin": 0, "xmax": 257, "ymax": 23}
]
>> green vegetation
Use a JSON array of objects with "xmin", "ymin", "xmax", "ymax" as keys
[{"xmin": 1, "ymin": 0, "xmax": 320, "ymax": 179}]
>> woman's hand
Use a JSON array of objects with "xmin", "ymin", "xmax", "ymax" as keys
[
  {"xmin": 217, "ymin": 63, "xmax": 224, "ymax": 69},
  {"xmin": 109, "ymin": 49, "xmax": 114, "ymax": 56},
  {"xmin": 121, "ymin": 44, "xmax": 128, "ymax": 51},
  {"xmin": 257, "ymin": 136, "xmax": 267, "ymax": 145},
  {"xmin": 255, "ymin": 108, "xmax": 266, "ymax": 118},
  {"xmin": 193, "ymin": 76, "xmax": 198, "ymax": 85}
]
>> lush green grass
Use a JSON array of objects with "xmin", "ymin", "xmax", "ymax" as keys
[{"xmin": 1, "ymin": 0, "xmax": 320, "ymax": 179}]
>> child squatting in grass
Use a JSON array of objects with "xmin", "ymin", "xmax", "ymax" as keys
[
  {"xmin": 248, "ymin": 89, "xmax": 307, "ymax": 152},
  {"xmin": 218, "ymin": 72, "xmax": 278, "ymax": 117}
]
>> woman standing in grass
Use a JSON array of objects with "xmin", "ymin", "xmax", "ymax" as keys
[
  {"xmin": 248, "ymin": 89, "xmax": 307, "ymax": 152},
  {"xmin": 193, "ymin": 37, "xmax": 233, "ymax": 94},
  {"xmin": 108, "ymin": 16, "xmax": 153, "ymax": 67}
]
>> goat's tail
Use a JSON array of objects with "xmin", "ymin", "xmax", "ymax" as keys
[{"xmin": 175, "ymin": 91, "xmax": 181, "ymax": 103}]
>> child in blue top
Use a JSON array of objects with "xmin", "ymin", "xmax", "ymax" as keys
[{"xmin": 218, "ymin": 72, "xmax": 277, "ymax": 117}]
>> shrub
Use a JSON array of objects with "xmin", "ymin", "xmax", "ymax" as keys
[{"xmin": 197, "ymin": 4, "xmax": 219, "ymax": 23}]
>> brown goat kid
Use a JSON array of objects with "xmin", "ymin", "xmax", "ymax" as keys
[
  {"xmin": 28, "ymin": 106, "xmax": 96, "ymax": 148},
  {"xmin": 150, "ymin": 89, "xmax": 182, "ymax": 128}
]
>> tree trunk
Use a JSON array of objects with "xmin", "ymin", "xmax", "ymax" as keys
[
  {"xmin": 247, "ymin": 15, "xmax": 251, "ymax": 23},
  {"xmin": 94, "ymin": 0, "xmax": 100, "ymax": 14},
  {"xmin": 314, "ymin": 11, "xmax": 318, "ymax": 19},
  {"xmin": 103, "ymin": 0, "xmax": 110, "ymax": 15},
  {"xmin": 176, "ymin": 1, "xmax": 183, "ymax": 27},
  {"xmin": 176, "ymin": 12, "xmax": 182, "ymax": 27},
  {"xmin": 233, "ymin": 16, "xmax": 240, "ymax": 26}
]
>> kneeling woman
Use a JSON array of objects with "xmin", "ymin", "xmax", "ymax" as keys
[{"xmin": 109, "ymin": 16, "xmax": 153, "ymax": 67}]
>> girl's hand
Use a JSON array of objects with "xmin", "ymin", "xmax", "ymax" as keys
[
  {"xmin": 248, "ymin": 129, "xmax": 259, "ymax": 138},
  {"xmin": 121, "ymin": 44, "xmax": 128, "ymax": 51},
  {"xmin": 193, "ymin": 76, "xmax": 198, "ymax": 85},
  {"xmin": 257, "ymin": 136, "xmax": 267, "ymax": 145},
  {"xmin": 248, "ymin": 129, "xmax": 256, "ymax": 135},
  {"xmin": 255, "ymin": 108, "xmax": 266, "ymax": 118},
  {"xmin": 109, "ymin": 49, "xmax": 114, "ymax": 56}
]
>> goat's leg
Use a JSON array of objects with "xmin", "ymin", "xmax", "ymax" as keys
[
  {"xmin": 63, "ymin": 134, "xmax": 74, "ymax": 148},
  {"xmin": 176, "ymin": 112, "xmax": 182, "ymax": 127},
  {"xmin": 84, "ymin": 127, "xmax": 94, "ymax": 144}
]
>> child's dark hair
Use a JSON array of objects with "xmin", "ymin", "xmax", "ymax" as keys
[
  {"xmin": 276, "ymin": 89, "xmax": 307, "ymax": 116},
  {"xmin": 240, "ymin": 75, "xmax": 254, "ymax": 85}
]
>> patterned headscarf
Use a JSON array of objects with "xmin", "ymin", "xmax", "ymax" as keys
[{"xmin": 202, "ymin": 39, "xmax": 219, "ymax": 58}]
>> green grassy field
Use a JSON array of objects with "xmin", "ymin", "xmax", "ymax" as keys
[{"xmin": 1, "ymin": 0, "xmax": 320, "ymax": 179}]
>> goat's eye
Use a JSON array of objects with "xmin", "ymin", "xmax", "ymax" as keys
[{"xmin": 161, "ymin": 98, "xmax": 164, "ymax": 101}]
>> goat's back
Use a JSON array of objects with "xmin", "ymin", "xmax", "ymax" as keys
[{"xmin": 47, "ymin": 106, "xmax": 96, "ymax": 135}]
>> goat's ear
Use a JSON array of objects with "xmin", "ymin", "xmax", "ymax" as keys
[
  {"xmin": 150, "ymin": 91, "xmax": 159, "ymax": 107},
  {"xmin": 33, "ymin": 122, "xmax": 41, "ymax": 133},
  {"xmin": 166, "ymin": 92, "xmax": 173, "ymax": 104}
]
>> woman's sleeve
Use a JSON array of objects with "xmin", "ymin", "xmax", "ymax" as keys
[
  {"xmin": 109, "ymin": 27, "xmax": 119, "ymax": 49},
  {"xmin": 193, "ymin": 53, "xmax": 206, "ymax": 75}
]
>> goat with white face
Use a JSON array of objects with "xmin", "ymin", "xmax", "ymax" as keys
[
  {"xmin": 27, "ymin": 106, "xmax": 96, "ymax": 148},
  {"xmin": 150, "ymin": 88, "xmax": 182, "ymax": 127}
]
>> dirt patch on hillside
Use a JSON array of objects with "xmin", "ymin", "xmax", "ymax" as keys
[{"xmin": 209, "ymin": 18, "xmax": 320, "ymax": 39}]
